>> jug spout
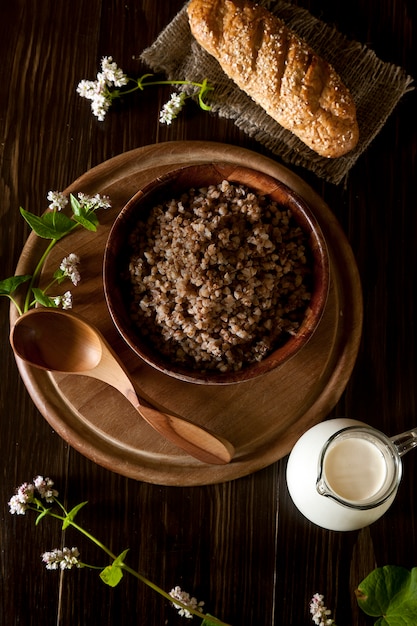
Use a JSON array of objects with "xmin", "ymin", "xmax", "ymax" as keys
[
  {"xmin": 391, "ymin": 428, "xmax": 417, "ymax": 457},
  {"xmin": 316, "ymin": 477, "xmax": 332, "ymax": 497}
]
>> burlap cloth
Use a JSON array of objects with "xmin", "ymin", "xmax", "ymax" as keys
[{"xmin": 141, "ymin": 0, "xmax": 414, "ymax": 185}]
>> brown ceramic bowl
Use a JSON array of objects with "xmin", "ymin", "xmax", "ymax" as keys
[{"xmin": 103, "ymin": 163, "xmax": 329, "ymax": 385}]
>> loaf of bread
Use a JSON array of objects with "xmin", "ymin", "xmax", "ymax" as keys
[{"xmin": 187, "ymin": 0, "xmax": 359, "ymax": 158}]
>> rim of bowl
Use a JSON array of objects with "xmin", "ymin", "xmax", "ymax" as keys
[{"xmin": 103, "ymin": 163, "xmax": 329, "ymax": 385}]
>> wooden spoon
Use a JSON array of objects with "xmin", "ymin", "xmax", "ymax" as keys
[{"xmin": 10, "ymin": 309, "xmax": 234, "ymax": 465}]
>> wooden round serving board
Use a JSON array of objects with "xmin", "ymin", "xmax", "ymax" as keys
[{"xmin": 12, "ymin": 141, "xmax": 363, "ymax": 486}]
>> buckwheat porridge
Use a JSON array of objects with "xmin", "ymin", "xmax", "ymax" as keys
[{"xmin": 127, "ymin": 179, "xmax": 312, "ymax": 373}]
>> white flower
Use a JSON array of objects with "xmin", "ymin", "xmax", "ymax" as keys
[
  {"xmin": 169, "ymin": 586, "xmax": 205, "ymax": 619},
  {"xmin": 8, "ymin": 482, "xmax": 35, "ymax": 514},
  {"xmin": 47, "ymin": 190, "xmax": 68, "ymax": 211},
  {"xmin": 53, "ymin": 290, "xmax": 73, "ymax": 310},
  {"xmin": 8, "ymin": 496, "xmax": 25, "ymax": 515},
  {"xmin": 91, "ymin": 92, "xmax": 112, "ymax": 121},
  {"xmin": 76, "ymin": 74, "xmax": 111, "ymax": 120},
  {"xmin": 100, "ymin": 56, "xmax": 128, "ymax": 87},
  {"xmin": 42, "ymin": 547, "xmax": 81, "ymax": 570},
  {"xmin": 159, "ymin": 91, "xmax": 187, "ymax": 125},
  {"xmin": 33, "ymin": 476, "xmax": 58, "ymax": 502},
  {"xmin": 60, "ymin": 253, "xmax": 81, "ymax": 286},
  {"xmin": 9, "ymin": 483, "xmax": 35, "ymax": 515},
  {"xmin": 9, "ymin": 476, "xmax": 58, "ymax": 515},
  {"xmin": 76, "ymin": 79, "xmax": 98, "ymax": 100},
  {"xmin": 310, "ymin": 593, "xmax": 336, "ymax": 626},
  {"xmin": 61, "ymin": 291, "xmax": 73, "ymax": 309},
  {"xmin": 77, "ymin": 192, "xmax": 111, "ymax": 210},
  {"xmin": 77, "ymin": 57, "xmax": 127, "ymax": 120}
]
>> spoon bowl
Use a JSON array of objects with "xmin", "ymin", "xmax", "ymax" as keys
[{"xmin": 10, "ymin": 308, "xmax": 234, "ymax": 465}]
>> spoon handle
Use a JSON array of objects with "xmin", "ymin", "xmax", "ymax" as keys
[
  {"xmin": 134, "ymin": 404, "xmax": 235, "ymax": 465},
  {"xmin": 76, "ymin": 329, "xmax": 235, "ymax": 465},
  {"xmin": 97, "ymin": 345, "xmax": 235, "ymax": 464},
  {"xmin": 82, "ymin": 365, "xmax": 234, "ymax": 464}
]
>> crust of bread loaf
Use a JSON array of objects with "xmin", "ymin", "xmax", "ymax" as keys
[{"xmin": 187, "ymin": 0, "xmax": 359, "ymax": 158}]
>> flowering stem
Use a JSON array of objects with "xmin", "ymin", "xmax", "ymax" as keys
[
  {"xmin": 46, "ymin": 507, "xmax": 230, "ymax": 624},
  {"xmin": 120, "ymin": 562, "xmax": 208, "ymax": 622},
  {"xmin": 38, "ymin": 277, "xmax": 58, "ymax": 296},
  {"xmin": 67, "ymin": 518, "xmax": 231, "ymax": 625},
  {"xmin": 77, "ymin": 59, "xmax": 214, "ymax": 121},
  {"xmin": 122, "ymin": 77, "xmax": 209, "ymax": 94},
  {"xmin": 69, "ymin": 520, "xmax": 117, "ymax": 559},
  {"xmin": 23, "ymin": 239, "xmax": 57, "ymax": 313},
  {"xmin": 45, "ymin": 501, "xmax": 118, "ymax": 561},
  {"xmin": 10, "ymin": 478, "xmax": 231, "ymax": 625},
  {"xmin": 116, "ymin": 77, "xmax": 213, "ymax": 113},
  {"xmin": 22, "ymin": 218, "xmax": 82, "ymax": 313}
]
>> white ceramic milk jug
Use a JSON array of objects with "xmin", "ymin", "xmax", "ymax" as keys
[{"xmin": 286, "ymin": 418, "xmax": 417, "ymax": 531}]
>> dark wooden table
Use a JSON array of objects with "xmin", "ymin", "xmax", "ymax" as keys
[{"xmin": 1, "ymin": 1, "xmax": 416, "ymax": 624}]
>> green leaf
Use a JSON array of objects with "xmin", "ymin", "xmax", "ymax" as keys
[
  {"xmin": 100, "ymin": 564, "xmax": 124, "ymax": 587},
  {"xmin": 31, "ymin": 288, "xmax": 57, "ymax": 308},
  {"xmin": 202, "ymin": 616, "xmax": 223, "ymax": 626},
  {"xmin": 356, "ymin": 565, "xmax": 417, "ymax": 625},
  {"xmin": 53, "ymin": 268, "xmax": 66, "ymax": 284},
  {"xmin": 72, "ymin": 211, "xmax": 99, "ymax": 232},
  {"xmin": 99, "ymin": 549, "xmax": 129, "ymax": 588},
  {"xmin": 62, "ymin": 501, "xmax": 88, "ymax": 530},
  {"xmin": 0, "ymin": 275, "xmax": 32, "ymax": 295},
  {"xmin": 70, "ymin": 193, "xmax": 81, "ymax": 215},
  {"xmin": 20, "ymin": 207, "xmax": 75, "ymax": 240},
  {"xmin": 70, "ymin": 194, "xmax": 99, "ymax": 231},
  {"xmin": 112, "ymin": 549, "xmax": 129, "ymax": 567}
]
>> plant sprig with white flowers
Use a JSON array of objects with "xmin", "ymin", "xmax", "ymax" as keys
[
  {"xmin": 8, "ymin": 476, "xmax": 230, "ymax": 626},
  {"xmin": 309, "ymin": 594, "xmax": 337, "ymax": 626},
  {"xmin": 77, "ymin": 56, "xmax": 213, "ymax": 124},
  {"xmin": 0, "ymin": 191, "xmax": 111, "ymax": 316}
]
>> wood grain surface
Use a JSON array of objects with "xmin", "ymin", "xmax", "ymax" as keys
[{"xmin": 1, "ymin": 1, "xmax": 416, "ymax": 625}]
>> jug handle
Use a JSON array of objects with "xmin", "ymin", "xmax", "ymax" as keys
[{"xmin": 391, "ymin": 428, "xmax": 417, "ymax": 457}]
